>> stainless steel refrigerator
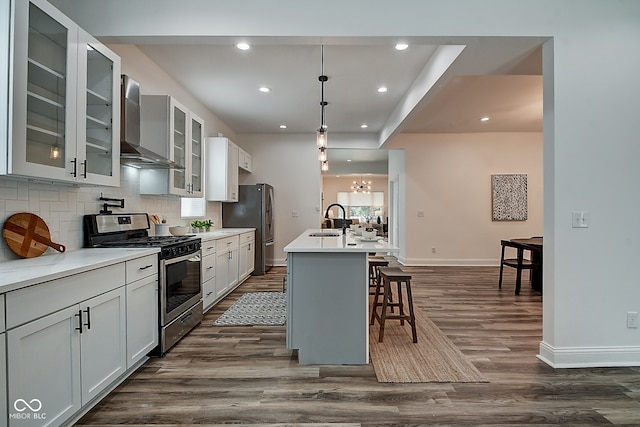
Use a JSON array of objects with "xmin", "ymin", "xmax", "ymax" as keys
[{"xmin": 222, "ymin": 184, "xmax": 274, "ymax": 275}]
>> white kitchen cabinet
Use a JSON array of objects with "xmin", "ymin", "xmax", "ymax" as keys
[
  {"xmin": 201, "ymin": 239, "xmax": 217, "ymax": 311},
  {"xmin": 215, "ymin": 235, "xmax": 239, "ymax": 299},
  {"xmin": 125, "ymin": 254, "xmax": 158, "ymax": 367},
  {"xmin": 206, "ymin": 136, "xmax": 239, "ymax": 202},
  {"xmin": 238, "ymin": 231, "xmax": 255, "ymax": 282},
  {"xmin": 0, "ymin": 294, "xmax": 6, "ymax": 427},
  {"xmin": 126, "ymin": 275, "xmax": 158, "ymax": 368},
  {"xmin": 79, "ymin": 287, "xmax": 127, "ymax": 403},
  {"xmin": 7, "ymin": 305, "xmax": 81, "ymax": 427},
  {"xmin": 7, "ymin": 287, "xmax": 126, "ymax": 427},
  {"xmin": 238, "ymin": 146, "xmax": 252, "ymax": 173},
  {"xmin": 5, "ymin": 261, "xmax": 128, "ymax": 427},
  {"xmin": 139, "ymin": 96, "xmax": 204, "ymax": 197},
  {"xmin": 0, "ymin": 332, "xmax": 6, "ymax": 427},
  {"xmin": 4, "ymin": 0, "xmax": 120, "ymax": 186}
]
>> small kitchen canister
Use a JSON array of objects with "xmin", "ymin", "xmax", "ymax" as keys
[{"xmin": 155, "ymin": 224, "xmax": 170, "ymax": 236}]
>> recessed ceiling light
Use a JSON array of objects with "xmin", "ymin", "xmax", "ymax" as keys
[
  {"xmin": 236, "ymin": 43, "xmax": 250, "ymax": 51},
  {"xmin": 279, "ymin": 124, "xmax": 287, "ymax": 129},
  {"xmin": 377, "ymin": 86, "xmax": 388, "ymax": 93},
  {"xmin": 395, "ymin": 43, "xmax": 409, "ymax": 51},
  {"xmin": 480, "ymin": 116, "xmax": 490, "ymax": 122},
  {"xmin": 360, "ymin": 124, "xmax": 368, "ymax": 129},
  {"xmin": 259, "ymin": 86, "xmax": 271, "ymax": 93},
  {"xmin": 347, "ymin": 159, "xmax": 352, "ymax": 162}
]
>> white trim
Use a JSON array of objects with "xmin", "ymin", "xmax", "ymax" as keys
[
  {"xmin": 538, "ymin": 341, "xmax": 640, "ymax": 368},
  {"xmin": 399, "ymin": 258, "xmax": 497, "ymax": 267}
]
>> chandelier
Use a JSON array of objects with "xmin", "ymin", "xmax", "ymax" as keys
[
  {"xmin": 317, "ymin": 45, "xmax": 328, "ymax": 171},
  {"xmin": 352, "ymin": 176, "xmax": 372, "ymax": 193}
]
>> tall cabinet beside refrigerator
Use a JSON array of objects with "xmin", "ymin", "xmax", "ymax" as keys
[{"xmin": 222, "ymin": 184, "xmax": 274, "ymax": 275}]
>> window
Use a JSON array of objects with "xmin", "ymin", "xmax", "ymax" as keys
[
  {"xmin": 336, "ymin": 191, "xmax": 384, "ymax": 223},
  {"xmin": 180, "ymin": 197, "xmax": 205, "ymax": 218}
]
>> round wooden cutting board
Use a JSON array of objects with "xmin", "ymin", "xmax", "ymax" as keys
[{"xmin": 3, "ymin": 212, "xmax": 66, "ymax": 258}]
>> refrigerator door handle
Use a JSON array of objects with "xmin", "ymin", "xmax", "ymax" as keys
[{"xmin": 265, "ymin": 240, "xmax": 274, "ymax": 246}]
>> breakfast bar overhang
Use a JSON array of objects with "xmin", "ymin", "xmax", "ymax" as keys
[{"xmin": 284, "ymin": 229, "xmax": 400, "ymax": 365}]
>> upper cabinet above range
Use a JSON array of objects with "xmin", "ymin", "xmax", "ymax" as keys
[
  {"xmin": 138, "ymin": 95, "xmax": 204, "ymax": 197},
  {"xmin": 2, "ymin": 0, "xmax": 121, "ymax": 186}
]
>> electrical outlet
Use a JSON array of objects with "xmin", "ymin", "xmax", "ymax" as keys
[
  {"xmin": 627, "ymin": 312, "xmax": 638, "ymax": 328},
  {"xmin": 431, "ymin": 247, "xmax": 436, "ymax": 253}
]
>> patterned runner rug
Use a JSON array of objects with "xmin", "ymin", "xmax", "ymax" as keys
[
  {"xmin": 213, "ymin": 292, "xmax": 286, "ymax": 326},
  {"xmin": 369, "ymin": 303, "xmax": 488, "ymax": 383}
]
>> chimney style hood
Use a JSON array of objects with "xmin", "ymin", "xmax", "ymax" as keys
[{"xmin": 120, "ymin": 75, "xmax": 182, "ymax": 169}]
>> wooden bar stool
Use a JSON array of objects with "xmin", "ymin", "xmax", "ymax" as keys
[
  {"xmin": 368, "ymin": 256, "xmax": 389, "ymax": 295},
  {"xmin": 369, "ymin": 267, "xmax": 418, "ymax": 343}
]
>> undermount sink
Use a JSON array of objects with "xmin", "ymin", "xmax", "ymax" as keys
[{"xmin": 308, "ymin": 232, "xmax": 341, "ymax": 237}]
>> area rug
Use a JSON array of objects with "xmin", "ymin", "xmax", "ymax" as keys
[
  {"xmin": 213, "ymin": 292, "xmax": 286, "ymax": 326},
  {"xmin": 369, "ymin": 304, "xmax": 487, "ymax": 383}
]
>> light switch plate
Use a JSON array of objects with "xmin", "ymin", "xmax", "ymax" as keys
[{"xmin": 572, "ymin": 211, "xmax": 588, "ymax": 228}]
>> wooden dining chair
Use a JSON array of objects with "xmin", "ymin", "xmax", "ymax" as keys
[{"xmin": 498, "ymin": 240, "xmax": 540, "ymax": 294}]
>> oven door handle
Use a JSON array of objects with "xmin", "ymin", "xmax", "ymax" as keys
[{"xmin": 161, "ymin": 249, "xmax": 202, "ymax": 265}]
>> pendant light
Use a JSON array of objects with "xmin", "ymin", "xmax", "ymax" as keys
[{"xmin": 317, "ymin": 45, "xmax": 328, "ymax": 149}]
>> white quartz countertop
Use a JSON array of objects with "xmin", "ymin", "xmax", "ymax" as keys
[
  {"xmin": 0, "ymin": 247, "xmax": 159, "ymax": 293},
  {"xmin": 197, "ymin": 228, "xmax": 256, "ymax": 241},
  {"xmin": 284, "ymin": 229, "xmax": 399, "ymax": 253}
]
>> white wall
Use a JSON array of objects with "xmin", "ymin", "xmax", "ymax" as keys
[
  {"xmin": 389, "ymin": 132, "xmax": 543, "ymax": 265},
  {"xmin": 236, "ymin": 134, "xmax": 321, "ymax": 266}
]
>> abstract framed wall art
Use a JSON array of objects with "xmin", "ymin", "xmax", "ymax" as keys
[{"xmin": 491, "ymin": 174, "xmax": 528, "ymax": 221}]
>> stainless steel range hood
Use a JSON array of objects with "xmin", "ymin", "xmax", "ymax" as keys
[{"xmin": 120, "ymin": 75, "xmax": 182, "ymax": 169}]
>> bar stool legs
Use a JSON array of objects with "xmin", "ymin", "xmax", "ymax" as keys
[{"xmin": 370, "ymin": 267, "xmax": 418, "ymax": 343}]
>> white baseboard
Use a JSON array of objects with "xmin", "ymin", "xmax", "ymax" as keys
[
  {"xmin": 398, "ymin": 257, "xmax": 497, "ymax": 267},
  {"xmin": 538, "ymin": 341, "xmax": 640, "ymax": 368}
]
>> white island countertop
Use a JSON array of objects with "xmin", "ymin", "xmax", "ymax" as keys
[
  {"xmin": 284, "ymin": 229, "xmax": 399, "ymax": 253},
  {"xmin": 0, "ymin": 247, "xmax": 159, "ymax": 293}
]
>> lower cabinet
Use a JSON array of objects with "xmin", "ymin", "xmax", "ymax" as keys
[
  {"xmin": 238, "ymin": 231, "xmax": 255, "ymax": 282},
  {"xmin": 125, "ymin": 275, "xmax": 158, "ymax": 368},
  {"xmin": 201, "ymin": 241, "xmax": 217, "ymax": 311},
  {"xmin": 0, "ymin": 332, "xmax": 6, "ymax": 427},
  {"xmin": 3, "ymin": 253, "xmax": 158, "ymax": 427},
  {"xmin": 215, "ymin": 236, "xmax": 239, "ymax": 299},
  {"xmin": 7, "ymin": 286, "xmax": 126, "ymax": 427}
]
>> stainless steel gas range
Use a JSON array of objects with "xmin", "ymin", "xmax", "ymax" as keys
[{"xmin": 84, "ymin": 213, "xmax": 202, "ymax": 355}]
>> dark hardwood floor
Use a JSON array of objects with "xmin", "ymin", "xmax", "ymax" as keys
[{"xmin": 77, "ymin": 265, "xmax": 640, "ymax": 426}]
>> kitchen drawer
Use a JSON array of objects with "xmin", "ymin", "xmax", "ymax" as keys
[
  {"xmin": 201, "ymin": 239, "xmax": 217, "ymax": 257},
  {"xmin": 202, "ymin": 252, "xmax": 216, "ymax": 283},
  {"xmin": 240, "ymin": 231, "xmax": 255, "ymax": 243},
  {"xmin": 216, "ymin": 235, "xmax": 239, "ymax": 251},
  {"xmin": 202, "ymin": 277, "xmax": 216, "ymax": 311},
  {"xmin": 6, "ymin": 263, "xmax": 126, "ymax": 329},
  {"xmin": 0, "ymin": 294, "xmax": 4, "ymax": 332},
  {"xmin": 126, "ymin": 254, "xmax": 158, "ymax": 283}
]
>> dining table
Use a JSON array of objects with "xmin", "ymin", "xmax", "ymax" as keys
[{"xmin": 509, "ymin": 237, "xmax": 543, "ymax": 293}]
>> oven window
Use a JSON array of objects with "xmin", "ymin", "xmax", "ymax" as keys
[{"xmin": 165, "ymin": 255, "xmax": 201, "ymax": 314}]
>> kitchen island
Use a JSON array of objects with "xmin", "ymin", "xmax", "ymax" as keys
[{"xmin": 284, "ymin": 229, "xmax": 399, "ymax": 364}]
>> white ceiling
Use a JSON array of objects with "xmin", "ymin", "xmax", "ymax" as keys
[{"xmin": 133, "ymin": 42, "xmax": 542, "ymax": 175}]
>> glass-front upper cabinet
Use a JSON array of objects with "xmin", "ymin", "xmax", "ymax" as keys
[
  {"xmin": 171, "ymin": 101, "xmax": 188, "ymax": 195},
  {"xmin": 189, "ymin": 113, "xmax": 204, "ymax": 197},
  {"xmin": 76, "ymin": 29, "xmax": 120, "ymax": 187},
  {"xmin": 6, "ymin": 0, "xmax": 120, "ymax": 186}
]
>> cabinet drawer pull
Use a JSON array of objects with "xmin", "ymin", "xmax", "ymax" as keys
[
  {"xmin": 139, "ymin": 264, "xmax": 153, "ymax": 270},
  {"xmin": 207, "ymin": 246, "xmax": 215, "ymax": 250},
  {"xmin": 75, "ymin": 310, "xmax": 83, "ymax": 333},
  {"xmin": 207, "ymin": 266, "xmax": 214, "ymax": 270},
  {"xmin": 84, "ymin": 307, "xmax": 91, "ymax": 330}
]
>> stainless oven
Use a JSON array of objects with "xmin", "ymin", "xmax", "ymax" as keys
[{"xmin": 160, "ymin": 247, "xmax": 203, "ymax": 353}]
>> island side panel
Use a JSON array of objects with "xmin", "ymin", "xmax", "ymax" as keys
[{"xmin": 286, "ymin": 251, "xmax": 369, "ymax": 365}]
